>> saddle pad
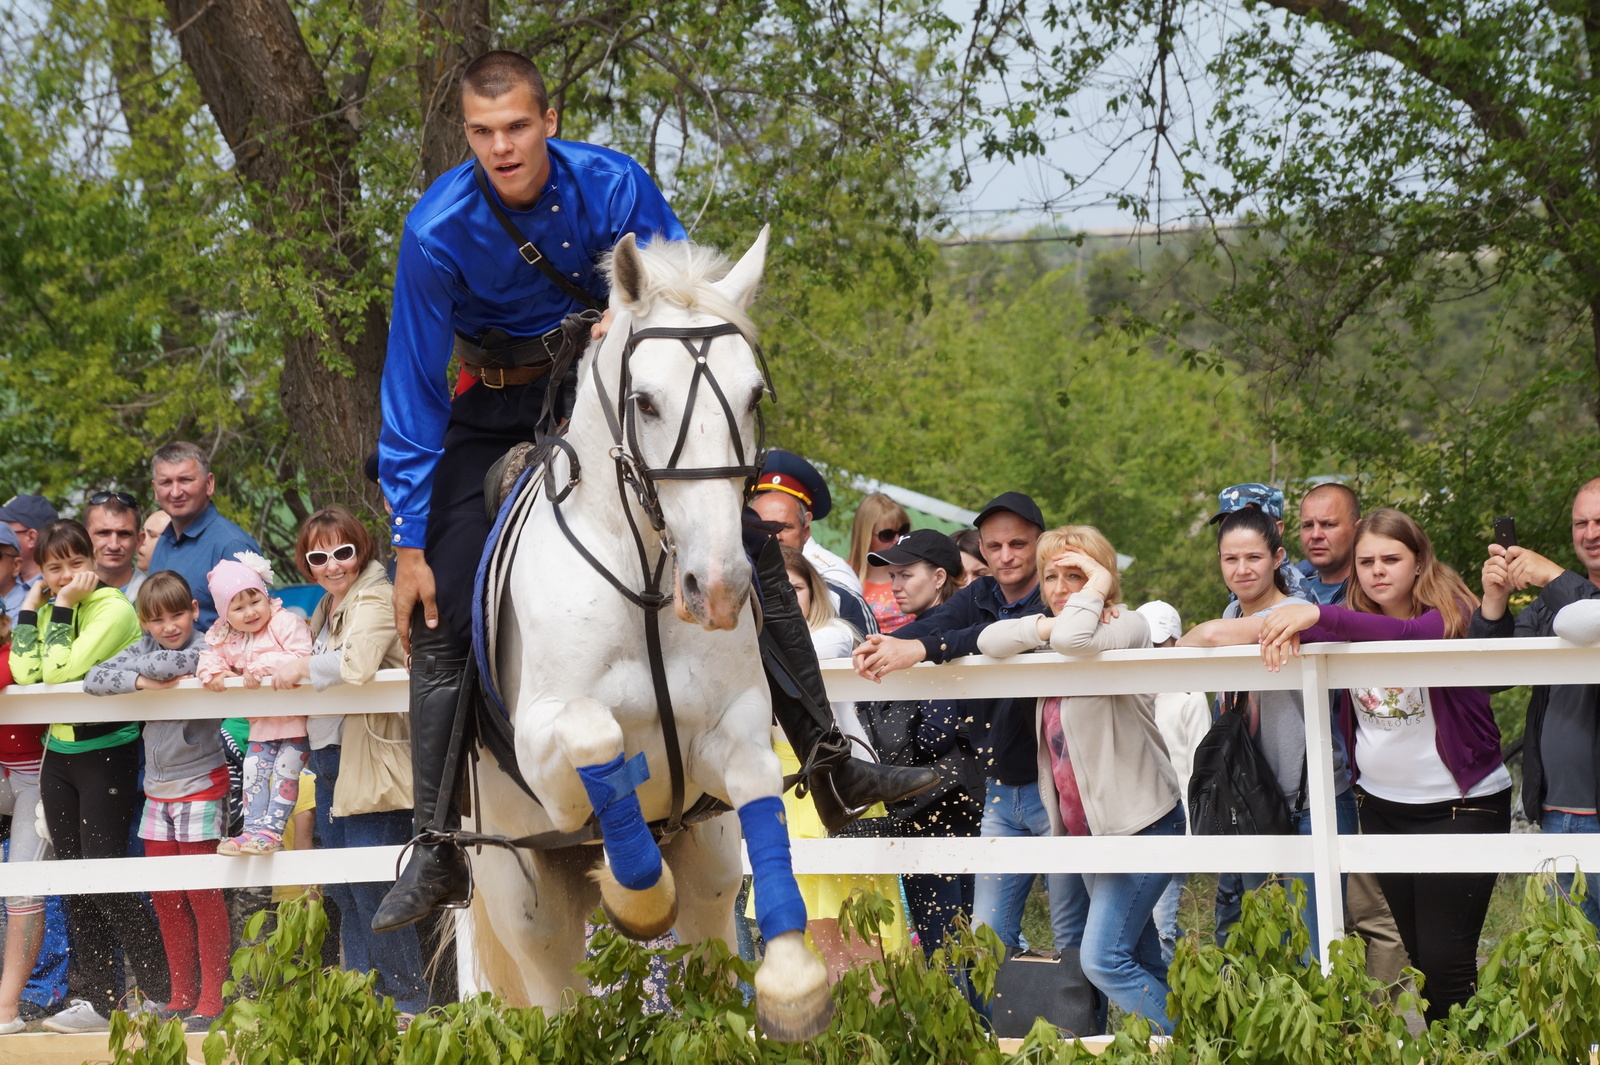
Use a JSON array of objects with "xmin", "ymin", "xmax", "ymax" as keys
[{"xmin": 473, "ymin": 458, "xmax": 544, "ymax": 724}]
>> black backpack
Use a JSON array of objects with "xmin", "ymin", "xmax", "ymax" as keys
[{"xmin": 1187, "ymin": 691, "xmax": 1296, "ymax": 835}]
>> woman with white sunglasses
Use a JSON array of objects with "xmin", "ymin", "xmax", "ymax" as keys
[{"xmin": 267, "ymin": 506, "xmax": 428, "ymax": 1016}]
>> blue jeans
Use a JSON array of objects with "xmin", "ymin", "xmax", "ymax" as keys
[
  {"xmin": 309, "ymin": 747, "xmax": 429, "ymax": 1013},
  {"xmin": 1079, "ymin": 803, "xmax": 1184, "ymax": 1034},
  {"xmin": 1153, "ymin": 874, "xmax": 1184, "ymax": 967},
  {"xmin": 971, "ymin": 781, "xmax": 1089, "ymax": 950},
  {"xmin": 1539, "ymin": 810, "xmax": 1600, "ymax": 936},
  {"xmin": 1224, "ymin": 788, "xmax": 1358, "ymax": 955}
]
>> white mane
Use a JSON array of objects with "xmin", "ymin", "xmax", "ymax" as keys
[{"xmin": 602, "ymin": 238, "xmax": 757, "ymax": 340}]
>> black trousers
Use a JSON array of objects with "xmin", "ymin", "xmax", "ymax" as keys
[
  {"xmin": 40, "ymin": 743, "xmax": 171, "ymax": 1014},
  {"xmin": 1356, "ymin": 785, "xmax": 1511, "ymax": 1024},
  {"xmin": 425, "ymin": 377, "xmax": 551, "ymax": 644},
  {"xmin": 840, "ymin": 787, "xmax": 983, "ymax": 956}
]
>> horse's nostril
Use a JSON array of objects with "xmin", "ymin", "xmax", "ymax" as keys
[{"xmin": 682, "ymin": 572, "xmax": 701, "ymax": 599}]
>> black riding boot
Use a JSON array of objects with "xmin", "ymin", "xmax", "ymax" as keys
[
  {"xmin": 753, "ymin": 538, "xmax": 939, "ymax": 833},
  {"xmin": 372, "ymin": 616, "xmax": 475, "ymax": 933}
]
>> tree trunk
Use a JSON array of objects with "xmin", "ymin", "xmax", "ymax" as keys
[
  {"xmin": 162, "ymin": 0, "xmax": 385, "ymax": 517},
  {"xmin": 418, "ymin": 0, "xmax": 490, "ymax": 187}
]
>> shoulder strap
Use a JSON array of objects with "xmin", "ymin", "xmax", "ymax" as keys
[{"xmin": 472, "ymin": 163, "xmax": 605, "ymax": 310}]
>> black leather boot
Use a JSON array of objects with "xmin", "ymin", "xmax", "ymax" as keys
[
  {"xmin": 372, "ymin": 616, "xmax": 475, "ymax": 934},
  {"xmin": 752, "ymin": 537, "xmax": 940, "ymax": 833}
]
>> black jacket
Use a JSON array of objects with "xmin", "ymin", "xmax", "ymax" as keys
[
  {"xmin": 894, "ymin": 577, "xmax": 1046, "ymax": 785},
  {"xmin": 1469, "ymin": 570, "xmax": 1600, "ymax": 816}
]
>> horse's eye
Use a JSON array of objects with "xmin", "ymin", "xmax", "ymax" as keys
[
  {"xmin": 635, "ymin": 395, "xmax": 658, "ymax": 417},
  {"xmin": 746, "ymin": 388, "xmax": 763, "ymax": 414}
]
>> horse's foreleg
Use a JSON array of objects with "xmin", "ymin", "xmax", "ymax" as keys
[
  {"xmin": 550, "ymin": 696, "xmax": 676, "ymax": 940},
  {"xmin": 701, "ymin": 716, "xmax": 833, "ymax": 1043}
]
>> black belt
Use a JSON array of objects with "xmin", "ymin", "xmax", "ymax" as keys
[{"xmin": 453, "ymin": 326, "xmax": 565, "ymax": 371}]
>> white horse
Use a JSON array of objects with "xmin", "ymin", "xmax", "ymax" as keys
[{"xmin": 463, "ymin": 227, "xmax": 832, "ymax": 1041}]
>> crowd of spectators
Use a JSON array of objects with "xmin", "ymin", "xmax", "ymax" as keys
[{"xmin": 0, "ymin": 438, "xmax": 1596, "ymax": 1037}]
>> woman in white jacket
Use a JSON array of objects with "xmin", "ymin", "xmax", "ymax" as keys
[{"xmin": 977, "ymin": 525, "xmax": 1184, "ymax": 1034}]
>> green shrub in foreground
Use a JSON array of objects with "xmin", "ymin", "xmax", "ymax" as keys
[{"xmin": 107, "ymin": 873, "xmax": 1600, "ymax": 1064}]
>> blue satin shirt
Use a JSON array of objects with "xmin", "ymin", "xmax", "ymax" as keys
[{"xmin": 379, "ymin": 140, "xmax": 686, "ymax": 548}]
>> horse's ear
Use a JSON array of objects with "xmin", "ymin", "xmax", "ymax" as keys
[
  {"xmin": 713, "ymin": 225, "xmax": 770, "ymax": 310},
  {"xmin": 611, "ymin": 232, "xmax": 645, "ymax": 307}
]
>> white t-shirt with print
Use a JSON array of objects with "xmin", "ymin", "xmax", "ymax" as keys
[{"xmin": 1351, "ymin": 686, "xmax": 1511, "ymax": 803}]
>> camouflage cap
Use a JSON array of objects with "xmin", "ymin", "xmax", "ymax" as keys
[{"xmin": 1208, "ymin": 482, "xmax": 1284, "ymax": 524}]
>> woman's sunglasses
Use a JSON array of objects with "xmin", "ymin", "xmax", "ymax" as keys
[
  {"xmin": 873, "ymin": 524, "xmax": 911, "ymax": 545},
  {"xmin": 305, "ymin": 543, "xmax": 358, "ymax": 568}
]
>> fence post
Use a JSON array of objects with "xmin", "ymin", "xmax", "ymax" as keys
[{"xmin": 1301, "ymin": 650, "xmax": 1344, "ymax": 969}]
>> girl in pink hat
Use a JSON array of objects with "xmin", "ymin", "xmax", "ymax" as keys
[{"xmin": 196, "ymin": 553, "xmax": 313, "ymax": 855}]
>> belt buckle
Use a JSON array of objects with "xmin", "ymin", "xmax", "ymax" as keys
[{"xmin": 479, "ymin": 366, "xmax": 508, "ymax": 389}]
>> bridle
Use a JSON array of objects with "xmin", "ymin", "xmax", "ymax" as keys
[{"xmin": 538, "ymin": 317, "xmax": 774, "ymax": 837}]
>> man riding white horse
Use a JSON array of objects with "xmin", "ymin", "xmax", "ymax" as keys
[{"xmin": 374, "ymin": 49, "xmax": 936, "ymax": 934}]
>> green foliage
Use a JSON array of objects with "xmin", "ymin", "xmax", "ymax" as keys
[{"xmin": 107, "ymin": 881, "xmax": 1600, "ymax": 1064}]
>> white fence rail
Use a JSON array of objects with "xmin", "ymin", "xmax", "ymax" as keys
[{"xmin": 3, "ymin": 641, "xmax": 1600, "ymax": 965}]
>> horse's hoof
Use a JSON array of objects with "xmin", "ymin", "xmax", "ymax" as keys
[
  {"xmin": 754, "ymin": 930, "xmax": 833, "ymax": 1042},
  {"xmin": 591, "ymin": 861, "xmax": 677, "ymax": 940}
]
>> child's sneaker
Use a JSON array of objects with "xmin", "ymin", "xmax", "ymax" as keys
[{"xmin": 42, "ymin": 999, "xmax": 110, "ymax": 1033}]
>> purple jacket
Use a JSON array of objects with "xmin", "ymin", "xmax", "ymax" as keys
[{"xmin": 1305, "ymin": 605, "xmax": 1503, "ymax": 797}]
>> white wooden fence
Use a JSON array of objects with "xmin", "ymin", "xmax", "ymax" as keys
[{"xmin": 2, "ymin": 638, "xmax": 1599, "ymax": 969}]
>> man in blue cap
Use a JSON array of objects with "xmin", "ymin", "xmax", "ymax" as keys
[
  {"xmin": 0, "ymin": 524, "xmax": 27, "ymax": 621},
  {"xmin": 0, "ymin": 494, "xmax": 58, "ymax": 598},
  {"xmin": 373, "ymin": 50, "xmax": 688, "ymax": 932}
]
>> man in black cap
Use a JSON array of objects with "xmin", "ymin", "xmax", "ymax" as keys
[
  {"xmin": 853, "ymin": 492, "xmax": 1088, "ymax": 954},
  {"xmin": 0, "ymin": 494, "xmax": 59, "ymax": 595}
]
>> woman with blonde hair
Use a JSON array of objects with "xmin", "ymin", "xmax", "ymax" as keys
[
  {"xmin": 978, "ymin": 525, "xmax": 1184, "ymax": 1034},
  {"xmin": 848, "ymin": 494, "xmax": 912, "ymax": 633},
  {"xmin": 1247, "ymin": 508, "xmax": 1509, "ymax": 1024}
]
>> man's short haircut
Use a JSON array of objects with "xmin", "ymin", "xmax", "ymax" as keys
[
  {"xmin": 1302, "ymin": 481, "xmax": 1360, "ymax": 520},
  {"xmin": 136, "ymin": 571, "xmax": 194, "ymax": 622},
  {"xmin": 293, "ymin": 505, "xmax": 377, "ymax": 580},
  {"xmin": 461, "ymin": 51, "xmax": 550, "ymax": 112},
  {"xmin": 151, "ymin": 441, "xmax": 210, "ymax": 477},
  {"xmin": 85, "ymin": 496, "xmax": 141, "ymax": 528},
  {"xmin": 1576, "ymin": 476, "xmax": 1600, "ymax": 500},
  {"xmin": 34, "ymin": 520, "xmax": 93, "ymax": 566}
]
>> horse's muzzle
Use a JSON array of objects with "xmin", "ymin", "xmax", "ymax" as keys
[{"xmin": 675, "ymin": 564, "xmax": 749, "ymax": 631}]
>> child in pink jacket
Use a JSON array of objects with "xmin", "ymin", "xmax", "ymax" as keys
[{"xmin": 196, "ymin": 553, "xmax": 313, "ymax": 855}]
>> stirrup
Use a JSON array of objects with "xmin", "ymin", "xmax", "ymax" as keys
[{"xmin": 392, "ymin": 829, "xmax": 476, "ymax": 911}]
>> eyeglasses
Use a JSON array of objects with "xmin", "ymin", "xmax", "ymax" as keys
[
  {"xmin": 873, "ymin": 524, "xmax": 911, "ymax": 545},
  {"xmin": 88, "ymin": 491, "xmax": 138, "ymax": 508},
  {"xmin": 305, "ymin": 543, "xmax": 358, "ymax": 568}
]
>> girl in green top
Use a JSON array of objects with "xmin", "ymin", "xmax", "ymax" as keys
[{"xmin": 12, "ymin": 520, "xmax": 169, "ymax": 1030}]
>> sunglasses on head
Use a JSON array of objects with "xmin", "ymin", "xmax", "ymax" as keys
[
  {"xmin": 88, "ymin": 490, "xmax": 138, "ymax": 509},
  {"xmin": 873, "ymin": 524, "xmax": 911, "ymax": 545},
  {"xmin": 305, "ymin": 543, "xmax": 358, "ymax": 568}
]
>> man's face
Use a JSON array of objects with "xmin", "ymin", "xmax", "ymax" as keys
[
  {"xmin": 0, "ymin": 549, "xmax": 18, "ymax": 590},
  {"xmin": 1572, "ymin": 488, "xmax": 1600, "ymax": 577},
  {"xmin": 751, "ymin": 492, "xmax": 809, "ymax": 550},
  {"xmin": 137, "ymin": 511, "xmax": 170, "ymax": 571},
  {"xmin": 463, "ymin": 86, "xmax": 559, "ymax": 210},
  {"xmin": 1299, "ymin": 490, "xmax": 1358, "ymax": 577},
  {"xmin": 7, "ymin": 522, "xmax": 36, "ymax": 567},
  {"xmin": 86, "ymin": 506, "xmax": 141, "ymax": 575},
  {"xmin": 979, "ymin": 512, "xmax": 1040, "ymax": 593},
  {"xmin": 152, "ymin": 460, "xmax": 214, "ymax": 523}
]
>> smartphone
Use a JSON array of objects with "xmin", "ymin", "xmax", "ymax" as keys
[{"xmin": 1493, "ymin": 516, "xmax": 1518, "ymax": 549}]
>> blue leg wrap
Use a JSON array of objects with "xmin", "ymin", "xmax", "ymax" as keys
[
  {"xmin": 738, "ymin": 796, "xmax": 808, "ymax": 942},
  {"xmin": 576, "ymin": 753, "xmax": 661, "ymax": 891}
]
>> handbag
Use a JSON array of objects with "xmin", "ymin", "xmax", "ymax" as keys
[
  {"xmin": 990, "ymin": 947, "xmax": 1102, "ymax": 1038},
  {"xmin": 1187, "ymin": 691, "xmax": 1296, "ymax": 835},
  {"xmin": 330, "ymin": 713, "xmax": 413, "ymax": 816}
]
